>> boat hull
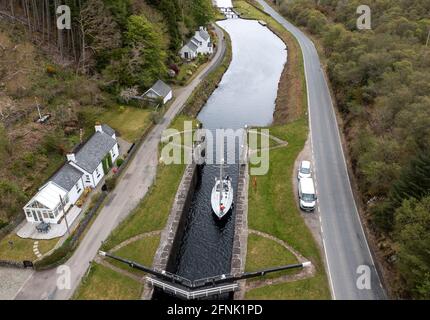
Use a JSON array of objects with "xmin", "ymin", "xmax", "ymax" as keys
[{"xmin": 211, "ymin": 179, "xmax": 233, "ymax": 219}]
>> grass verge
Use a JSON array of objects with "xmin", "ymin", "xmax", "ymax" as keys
[
  {"xmin": 107, "ymin": 234, "xmax": 161, "ymax": 276},
  {"xmin": 73, "ymin": 262, "xmax": 142, "ymax": 300},
  {"xmin": 245, "ymin": 233, "xmax": 299, "ymax": 281}
]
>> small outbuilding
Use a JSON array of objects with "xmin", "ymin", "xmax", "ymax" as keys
[{"xmin": 142, "ymin": 80, "xmax": 173, "ymax": 105}]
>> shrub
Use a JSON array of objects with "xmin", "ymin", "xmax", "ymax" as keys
[
  {"xmin": 150, "ymin": 111, "xmax": 162, "ymax": 124},
  {"xmin": 46, "ymin": 65, "xmax": 57, "ymax": 75},
  {"xmin": 105, "ymin": 176, "xmax": 117, "ymax": 191},
  {"xmin": 116, "ymin": 158, "xmax": 125, "ymax": 167},
  {"xmin": 34, "ymin": 238, "xmax": 72, "ymax": 270}
]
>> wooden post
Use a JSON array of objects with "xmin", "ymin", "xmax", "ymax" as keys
[
  {"xmin": 426, "ymin": 28, "xmax": 430, "ymax": 47},
  {"xmin": 60, "ymin": 195, "xmax": 70, "ymax": 236}
]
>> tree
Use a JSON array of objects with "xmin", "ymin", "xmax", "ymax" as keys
[
  {"xmin": 79, "ymin": 0, "xmax": 122, "ymax": 72},
  {"xmin": 124, "ymin": 15, "xmax": 167, "ymax": 89},
  {"xmin": 394, "ymin": 196, "xmax": 430, "ymax": 299}
]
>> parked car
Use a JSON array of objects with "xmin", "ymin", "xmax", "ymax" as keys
[
  {"xmin": 298, "ymin": 160, "xmax": 312, "ymax": 180},
  {"xmin": 298, "ymin": 177, "xmax": 317, "ymax": 211}
]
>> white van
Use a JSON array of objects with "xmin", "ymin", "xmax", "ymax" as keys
[{"xmin": 298, "ymin": 178, "xmax": 317, "ymax": 211}]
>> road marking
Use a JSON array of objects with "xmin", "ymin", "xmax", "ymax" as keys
[{"xmin": 12, "ymin": 269, "xmax": 35, "ymax": 300}]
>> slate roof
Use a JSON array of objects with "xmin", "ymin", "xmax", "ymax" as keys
[
  {"xmin": 101, "ymin": 124, "xmax": 115, "ymax": 137},
  {"xmin": 51, "ymin": 163, "xmax": 83, "ymax": 192},
  {"xmin": 75, "ymin": 131, "xmax": 117, "ymax": 173},
  {"xmin": 185, "ymin": 39, "xmax": 199, "ymax": 52},
  {"xmin": 198, "ymin": 29, "xmax": 210, "ymax": 41},
  {"xmin": 150, "ymin": 80, "xmax": 172, "ymax": 98}
]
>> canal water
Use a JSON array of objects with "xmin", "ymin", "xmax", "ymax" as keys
[{"xmin": 155, "ymin": 18, "xmax": 286, "ymax": 299}]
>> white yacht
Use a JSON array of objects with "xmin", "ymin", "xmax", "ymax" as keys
[{"xmin": 211, "ymin": 159, "xmax": 233, "ymax": 219}]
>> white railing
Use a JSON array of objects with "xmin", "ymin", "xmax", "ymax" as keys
[{"xmin": 146, "ymin": 277, "xmax": 239, "ymax": 299}]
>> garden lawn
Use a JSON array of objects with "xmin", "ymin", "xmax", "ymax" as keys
[
  {"xmin": 0, "ymin": 234, "xmax": 57, "ymax": 261},
  {"xmin": 80, "ymin": 106, "xmax": 152, "ymax": 143}
]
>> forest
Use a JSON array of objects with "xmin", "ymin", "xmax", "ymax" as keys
[
  {"xmin": 270, "ymin": 0, "xmax": 430, "ymax": 298},
  {"xmin": 0, "ymin": 0, "xmax": 214, "ymax": 91}
]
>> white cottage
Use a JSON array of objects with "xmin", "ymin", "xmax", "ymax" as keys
[
  {"xmin": 180, "ymin": 27, "xmax": 213, "ymax": 60},
  {"xmin": 142, "ymin": 80, "xmax": 173, "ymax": 104},
  {"xmin": 23, "ymin": 124, "xmax": 119, "ymax": 224}
]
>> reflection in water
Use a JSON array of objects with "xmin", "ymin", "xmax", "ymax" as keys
[{"xmin": 198, "ymin": 19, "xmax": 287, "ymax": 130}]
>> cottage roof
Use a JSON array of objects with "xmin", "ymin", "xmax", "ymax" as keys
[
  {"xmin": 75, "ymin": 131, "xmax": 117, "ymax": 173},
  {"xmin": 185, "ymin": 39, "xmax": 199, "ymax": 52},
  {"xmin": 51, "ymin": 163, "xmax": 83, "ymax": 192},
  {"xmin": 101, "ymin": 124, "xmax": 115, "ymax": 137},
  {"xmin": 148, "ymin": 80, "xmax": 172, "ymax": 98},
  {"xmin": 198, "ymin": 29, "xmax": 210, "ymax": 41}
]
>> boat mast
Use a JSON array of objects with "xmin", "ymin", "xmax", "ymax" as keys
[{"xmin": 219, "ymin": 158, "xmax": 224, "ymax": 208}]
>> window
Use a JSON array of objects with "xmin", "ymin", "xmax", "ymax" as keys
[
  {"xmin": 49, "ymin": 212, "xmax": 54, "ymax": 219},
  {"xmin": 76, "ymin": 182, "xmax": 82, "ymax": 194},
  {"xmin": 26, "ymin": 210, "xmax": 32, "ymax": 217},
  {"xmin": 85, "ymin": 175, "xmax": 91, "ymax": 183},
  {"xmin": 96, "ymin": 168, "xmax": 101, "ymax": 178},
  {"xmin": 43, "ymin": 212, "xmax": 48, "ymax": 219}
]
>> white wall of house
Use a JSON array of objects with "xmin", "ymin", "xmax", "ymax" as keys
[
  {"xmin": 163, "ymin": 91, "xmax": 173, "ymax": 104},
  {"xmin": 92, "ymin": 162, "xmax": 105, "ymax": 187},
  {"xmin": 180, "ymin": 46, "xmax": 197, "ymax": 60},
  {"xmin": 69, "ymin": 162, "xmax": 94, "ymax": 188},
  {"xmin": 67, "ymin": 179, "xmax": 84, "ymax": 208},
  {"xmin": 110, "ymin": 143, "xmax": 120, "ymax": 163},
  {"xmin": 144, "ymin": 89, "xmax": 172, "ymax": 105}
]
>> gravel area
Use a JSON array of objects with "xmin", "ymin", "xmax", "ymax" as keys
[
  {"xmin": 292, "ymin": 134, "xmax": 323, "ymax": 249},
  {"xmin": 0, "ymin": 267, "xmax": 33, "ymax": 300}
]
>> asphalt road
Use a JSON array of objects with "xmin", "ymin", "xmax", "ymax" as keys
[
  {"xmin": 256, "ymin": 0, "xmax": 386, "ymax": 300},
  {"xmin": 14, "ymin": 25, "xmax": 226, "ymax": 300}
]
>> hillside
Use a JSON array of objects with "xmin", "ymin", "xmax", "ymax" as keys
[
  {"xmin": 270, "ymin": 0, "xmax": 430, "ymax": 298},
  {"xmin": 0, "ymin": 0, "xmax": 214, "ymax": 229}
]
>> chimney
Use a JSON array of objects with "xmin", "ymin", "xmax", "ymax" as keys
[
  {"xmin": 95, "ymin": 122, "xmax": 103, "ymax": 133},
  {"xmin": 67, "ymin": 153, "xmax": 76, "ymax": 162}
]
